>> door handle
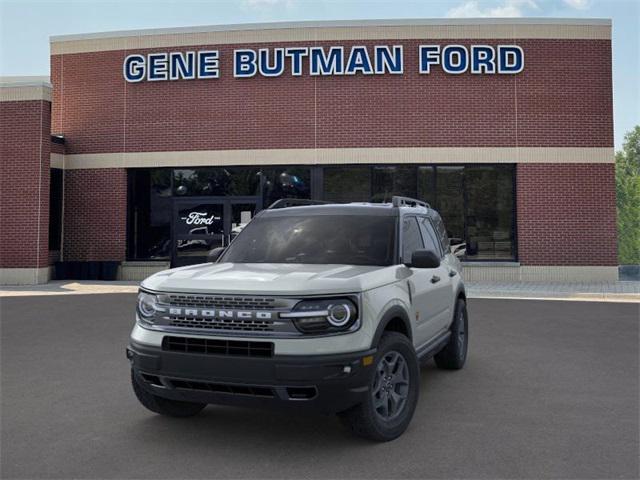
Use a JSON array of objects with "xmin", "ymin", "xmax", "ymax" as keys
[
  {"xmin": 430, "ymin": 275, "xmax": 441, "ymax": 284},
  {"xmin": 448, "ymin": 270, "xmax": 457, "ymax": 277}
]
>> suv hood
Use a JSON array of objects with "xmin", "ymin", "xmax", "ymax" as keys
[{"xmin": 141, "ymin": 262, "xmax": 399, "ymax": 295}]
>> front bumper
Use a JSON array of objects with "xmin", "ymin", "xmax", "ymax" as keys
[{"xmin": 128, "ymin": 340, "xmax": 376, "ymax": 414}]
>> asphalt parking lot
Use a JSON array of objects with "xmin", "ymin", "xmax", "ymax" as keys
[{"xmin": 1, "ymin": 294, "xmax": 638, "ymax": 479}]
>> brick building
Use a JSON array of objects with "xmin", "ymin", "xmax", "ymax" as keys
[{"xmin": 0, "ymin": 18, "xmax": 617, "ymax": 284}]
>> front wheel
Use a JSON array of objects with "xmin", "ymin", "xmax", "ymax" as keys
[
  {"xmin": 338, "ymin": 332, "xmax": 420, "ymax": 442},
  {"xmin": 434, "ymin": 298, "xmax": 468, "ymax": 370},
  {"xmin": 131, "ymin": 370, "xmax": 206, "ymax": 417}
]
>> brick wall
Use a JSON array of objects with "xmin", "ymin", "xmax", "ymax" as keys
[
  {"xmin": 62, "ymin": 168, "xmax": 127, "ymax": 261},
  {"xmin": 516, "ymin": 163, "xmax": 617, "ymax": 266},
  {"xmin": 47, "ymin": 33, "xmax": 615, "ymax": 269},
  {"xmin": 51, "ymin": 39, "xmax": 612, "ymax": 154},
  {"xmin": 0, "ymin": 100, "xmax": 50, "ymax": 269},
  {"xmin": 51, "ymin": 140, "xmax": 65, "ymax": 154}
]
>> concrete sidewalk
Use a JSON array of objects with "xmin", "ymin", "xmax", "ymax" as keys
[
  {"xmin": 1, "ymin": 279, "xmax": 639, "ymax": 302},
  {"xmin": 466, "ymin": 281, "xmax": 640, "ymax": 303},
  {"xmin": 0, "ymin": 281, "xmax": 139, "ymax": 297}
]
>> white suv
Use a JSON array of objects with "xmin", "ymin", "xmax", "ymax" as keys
[{"xmin": 128, "ymin": 196, "xmax": 468, "ymax": 441}]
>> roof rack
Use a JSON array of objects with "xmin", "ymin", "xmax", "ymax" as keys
[
  {"xmin": 391, "ymin": 196, "xmax": 430, "ymax": 209},
  {"xmin": 267, "ymin": 198, "xmax": 333, "ymax": 209}
]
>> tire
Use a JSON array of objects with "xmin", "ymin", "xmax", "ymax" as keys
[
  {"xmin": 338, "ymin": 332, "xmax": 420, "ymax": 442},
  {"xmin": 131, "ymin": 370, "xmax": 206, "ymax": 417},
  {"xmin": 434, "ymin": 298, "xmax": 468, "ymax": 370}
]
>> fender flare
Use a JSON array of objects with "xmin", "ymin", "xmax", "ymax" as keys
[
  {"xmin": 456, "ymin": 285, "xmax": 467, "ymax": 301},
  {"xmin": 370, "ymin": 305, "xmax": 413, "ymax": 348}
]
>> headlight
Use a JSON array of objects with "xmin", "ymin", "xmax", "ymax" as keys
[
  {"xmin": 137, "ymin": 290, "xmax": 158, "ymax": 323},
  {"xmin": 281, "ymin": 298, "xmax": 358, "ymax": 334}
]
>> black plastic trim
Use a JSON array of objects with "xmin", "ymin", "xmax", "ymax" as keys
[
  {"xmin": 415, "ymin": 331, "xmax": 451, "ymax": 361},
  {"xmin": 129, "ymin": 340, "xmax": 376, "ymax": 414},
  {"xmin": 370, "ymin": 305, "xmax": 413, "ymax": 347}
]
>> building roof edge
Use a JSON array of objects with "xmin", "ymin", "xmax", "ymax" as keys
[{"xmin": 49, "ymin": 17, "xmax": 612, "ymax": 43}]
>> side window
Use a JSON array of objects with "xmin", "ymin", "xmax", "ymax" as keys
[
  {"xmin": 419, "ymin": 217, "xmax": 442, "ymax": 257},
  {"xmin": 434, "ymin": 216, "xmax": 450, "ymax": 254},
  {"xmin": 402, "ymin": 217, "xmax": 424, "ymax": 263}
]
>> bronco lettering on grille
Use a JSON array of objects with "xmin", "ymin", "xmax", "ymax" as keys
[{"xmin": 168, "ymin": 308, "xmax": 274, "ymax": 320}]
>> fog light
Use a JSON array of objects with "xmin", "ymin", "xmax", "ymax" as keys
[{"xmin": 294, "ymin": 316, "xmax": 329, "ymax": 332}]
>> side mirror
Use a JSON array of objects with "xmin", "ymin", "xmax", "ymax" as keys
[
  {"xmin": 449, "ymin": 238, "xmax": 467, "ymax": 258},
  {"xmin": 406, "ymin": 249, "xmax": 441, "ymax": 269},
  {"xmin": 207, "ymin": 247, "xmax": 225, "ymax": 263}
]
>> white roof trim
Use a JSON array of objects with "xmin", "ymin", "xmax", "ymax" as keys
[
  {"xmin": 50, "ymin": 18, "xmax": 612, "ymax": 43},
  {"xmin": 0, "ymin": 76, "xmax": 52, "ymax": 88}
]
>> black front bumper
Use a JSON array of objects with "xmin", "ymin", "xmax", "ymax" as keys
[{"xmin": 128, "ymin": 340, "xmax": 376, "ymax": 414}]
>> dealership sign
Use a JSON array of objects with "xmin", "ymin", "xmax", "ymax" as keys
[{"xmin": 123, "ymin": 44, "xmax": 524, "ymax": 82}]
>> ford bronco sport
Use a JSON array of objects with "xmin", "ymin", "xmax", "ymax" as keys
[{"xmin": 128, "ymin": 196, "xmax": 468, "ymax": 441}]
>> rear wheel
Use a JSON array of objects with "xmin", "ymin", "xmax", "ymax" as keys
[
  {"xmin": 338, "ymin": 332, "xmax": 419, "ymax": 442},
  {"xmin": 434, "ymin": 298, "xmax": 468, "ymax": 370},
  {"xmin": 131, "ymin": 370, "xmax": 206, "ymax": 417}
]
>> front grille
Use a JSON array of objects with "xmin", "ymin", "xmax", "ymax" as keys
[
  {"xmin": 168, "ymin": 316, "xmax": 275, "ymax": 332},
  {"xmin": 167, "ymin": 379, "xmax": 275, "ymax": 397},
  {"xmin": 162, "ymin": 336, "xmax": 274, "ymax": 357},
  {"xmin": 149, "ymin": 293, "xmax": 302, "ymax": 336},
  {"xmin": 168, "ymin": 294, "xmax": 277, "ymax": 310}
]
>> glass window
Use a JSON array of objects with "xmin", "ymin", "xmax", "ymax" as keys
[
  {"xmin": 464, "ymin": 165, "xmax": 515, "ymax": 260},
  {"xmin": 125, "ymin": 163, "xmax": 516, "ymax": 262},
  {"xmin": 48, "ymin": 169, "xmax": 63, "ymax": 251},
  {"xmin": 323, "ymin": 166, "xmax": 371, "ymax": 203},
  {"xmin": 432, "ymin": 214, "xmax": 450, "ymax": 255},
  {"xmin": 372, "ymin": 166, "xmax": 416, "ymax": 203},
  {"xmin": 175, "ymin": 203, "xmax": 224, "ymax": 237},
  {"xmin": 127, "ymin": 169, "xmax": 172, "ymax": 260},
  {"xmin": 402, "ymin": 216, "xmax": 424, "ymax": 263},
  {"xmin": 230, "ymin": 203, "xmax": 259, "ymax": 242},
  {"xmin": 435, "ymin": 166, "xmax": 464, "ymax": 243},
  {"xmin": 262, "ymin": 167, "xmax": 310, "ymax": 207},
  {"xmin": 418, "ymin": 217, "xmax": 442, "ymax": 257},
  {"xmin": 417, "ymin": 166, "xmax": 435, "ymax": 206},
  {"xmin": 221, "ymin": 215, "xmax": 396, "ymax": 266},
  {"xmin": 173, "ymin": 167, "xmax": 260, "ymax": 197}
]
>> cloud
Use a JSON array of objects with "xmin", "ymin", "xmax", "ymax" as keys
[
  {"xmin": 562, "ymin": 0, "xmax": 590, "ymax": 9},
  {"xmin": 446, "ymin": 0, "xmax": 539, "ymax": 18}
]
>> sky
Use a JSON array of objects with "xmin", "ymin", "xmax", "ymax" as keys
[{"xmin": 0, "ymin": 0, "xmax": 638, "ymax": 149}]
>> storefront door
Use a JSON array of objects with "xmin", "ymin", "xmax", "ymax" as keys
[{"xmin": 172, "ymin": 197, "xmax": 260, "ymax": 267}]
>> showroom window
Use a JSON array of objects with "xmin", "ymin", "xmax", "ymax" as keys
[
  {"xmin": 127, "ymin": 166, "xmax": 311, "ymax": 261},
  {"xmin": 435, "ymin": 166, "xmax": 465, "ymax": 246},
  {"xmin": 261, "ymin": 167, "xmax": 311, "ymax": 207},
  {"xmin": 127, "ymin": 169, "xmax": 172, "ymax": 260},
  {"xmin": 323, "ymin": 166, "xmax": 371, "ymax": 203},
  {"xmin": 321, "ymin": 164, "xmax": 516, "ymax": 261},
  {"xmin": 464, "ymin": 165, "xmax": 515, "ymax": 260},
  {"xmin": 173, "ymin": 167, "xmax": 261, "ymax": 197},
  {"xmin": 128, "ymin": 164, "xmax": 515, "ymax": 262},
  {"xmin": 371, "ymin": 166, "xmax": 417, "ymax": 202},
  {"xmin": 417, "ymin": 166, "xmax": 436, "ymax": 206}
]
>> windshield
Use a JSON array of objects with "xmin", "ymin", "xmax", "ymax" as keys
[{"xmin": 220, "ymin": 214, "xmax": 397, "ymax": 266}]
